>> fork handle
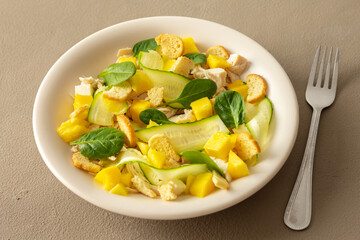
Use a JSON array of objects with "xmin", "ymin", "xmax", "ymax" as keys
[{"xmin": 284, "ymin": 108, "xmax": 322, "ymax": 230}]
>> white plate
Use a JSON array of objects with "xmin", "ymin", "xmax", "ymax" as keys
[{"xmin": 33, "ymin": 16, "xmax": 299, "ymax": 220}]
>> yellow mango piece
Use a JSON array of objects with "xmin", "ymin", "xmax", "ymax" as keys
[
  {"xmin": 129, "ymin": 99, "xmax": 152, "ymax": 123},
  {"xmin": 207, "ymin": 55, "xmax": 230, "ymax": 69},
  {"xmin": 204, "ymin": 132, "xmax": 232, "ymax": 160},
  {"xmin": 94, "ymin": 166, "xmax": 122, "ymax": 191},
  {"xmin": 117, "ymin": 56, "xmax": 138, "ymax": 68},
  {"xmin": 128, "ymin": 71, "xmax": 153, "ymax": 95},
  {"xmin": 103, "ymin": 97, "xmax": 129, "ymax": 115},
  {"xmin": 227, "ymin": 150, "xmax": 249, "ymax": 179},
  {"xmin": 227, "ymin": 80, "xmax": 244, "ymax": 89},
  {"xmin": 182, "ymin": 37, "xmax": 200, "ymax": 55},
  {"xmin": 229, "ymin": 134, "xmax": 238, "ymax": 150},
  {"xmin": 73, "ymin": 94, "xmax": 93, "ymax": 110},
  {"xmin": 56, "ymin": 118, "xmax": 89, "ymax": 143},
  {"xmin": 189, "ymin": 172, "xmax": 215, "ymax": 198},
  {"xmin": 185, "ymin": 175, "xmax": 195, "ymax": 195},
  {"xmin": 228, "ymin": 85, "xmax": 248, "ymax": 100},
  {"xmin": 137, "ymin": 141, "xmax": 150, "ymax": 155},
  {"xmin": 146, "ymin": 120, "xmax": 159, "ymax": 128},
  {"xmin": 119, "ymin": 173, "xmax": 132, "ymax": 187},
  {"xmin": 190, "ymin": 97, "xmax": 213, "ymax": 120},
  {"xmin": 147, "ymin": 148, "xmax": 166, "ymax": 168},
  {"xmin": 110, "ymin": 183, "xmax": 128, "ymax": 196},
  {"xmin": 162, "ymin": 55, "xmax": 176, "ymax": 71}
]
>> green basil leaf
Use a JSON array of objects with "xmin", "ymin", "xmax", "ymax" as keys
[
  {"xmin": 181, "ymin": 151, "xmax": 225, "ymax": 177},
  {"xmin": 184, "ymin": 53, "xmax": 207, "ymax": 64},
  {"xmin": 132, "ymin": 38, "xmax": 159, "ymax": 57},
  {"xmin": 98, "ymin": 62, "xmax": 136, "ymax": 87},
  {"xmin": 164, "ymin": 79, "xmax": 217, "ymax": 109},
  {"xmin": 214, "ymin": 90, "xmax": 245, "ymax": 128},
  {"xmin": 139, "ymin": 109, "xmax": 172, "ymax": 125},
  {"xmin": 70, "ymin": 128, "xmax": 125, "ymax": 159}
]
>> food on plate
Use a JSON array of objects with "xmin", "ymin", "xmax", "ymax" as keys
[{"xmin": 56, "ymin": 34, "xmax": 273, "ymax": 200}]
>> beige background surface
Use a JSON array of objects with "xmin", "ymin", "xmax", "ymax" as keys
[{"xmin": 1, "ymin": 0, "xmax": 360, "ymax": 239}]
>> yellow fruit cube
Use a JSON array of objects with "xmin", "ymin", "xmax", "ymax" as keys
[
  {"xmin": 129, "ymin": 99, "xmax": 152, "ymax": 123},
  {"xmin": 189, "ymin": 172, "xmax": 215, "ymax": 198},
  {"xmin": 146, "ymin": 120, "xmax": 159, "ymax": 128},
  {"xmin": 182, "ymin": 37, "xmax": 200, "ymax": 55},
  {"xmin": 103, "ymin": 97, "xmax": 129, "ymax": 115},
  {"xmin": 229, "ymin": 85, "xmax": 248, "ymax": 100},
  {"xmin": 73, "ymin": 94, "xmax": 93, "ymax": 110},
  {"xmin": 110, "ymin": 183, "xmax": 128, "ymax": 196},
  {"xmin": 94, "ymin": 166, "xmax": 122, "ymax": 191},
  {"xmin": 185, "ymin": 174, "xmax": 195, "ymax": 194},
  {"xmin": 227, "ymin": 150, "xmax": 249, "ymax": 179},
  {"xmin": 207, "ymin": 55, "xmax": 230, "ymax": 69},
  {"xmin": 147, "ymin": 148, "xmax": 166, "ymax": 168},
  {"xmin": 190, "ymin": 97, "xmax": 213, "ymax": 120},
  {"xmin": 229, "ymin": 134, "xmax": 238, "ymax": 150},
  {"xmin": 137, "ymin": 142, "xmax": 150, "ymax": 155},
  {"xmin": 56, "ymin": 118, "xmax": 90, "ymax": 143},
  {"xmin": 227, "ymin": 80, "xmax": 244, "ymax": 89},
  {"xmin": 204, "ymin": 132, "xmax": 232, "ymax": 160},
  {"xmin": 117, "ymin": 56, "xmax": 138, "ymax": 68},
  {"xmin": 119, "ymin": 173, "xmax": 132, "ymax": 187},
  {"xmin": 162, "ymin": 55, "xmax": 176, "ymax": 71},
  {"xmin": 128, "ymin": 71, "xmax": 153, "ymax": 95}
]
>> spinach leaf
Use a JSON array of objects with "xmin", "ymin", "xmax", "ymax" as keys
[
  {"xmin": 214, "ymin": 90, "xmax": 245, "ymax": 128},
  {"xmin": 184, "ymin": 53, "xmax": 207, "ymax": 64},
  {"xmin": 164, "ymin": 79, "xmax": 217, "ymax": 109},
  {"xmin": 70, "ymin": 128, "xmax": 125, "ymax": 159},
  {"xmin": 98, "ymin": 62, "xmax": 136, "ymax": 87},
  {"xmin": 181, "ymin": 151, "xmax": 225, "ymax": 177},
  {"xmin": 139, "ymin": 109, "xmax": 172, "ymax": 125},
  {"xmin": 132, "ymin": 38, "xmax": 159, "ymax": 57}
]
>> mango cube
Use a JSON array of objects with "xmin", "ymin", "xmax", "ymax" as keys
[
  {"xmin": 228, "ymin": 86, "xmax": 248, "ymax": 100},
  {"xmin": 94, "ymin": 166, "xmax": 122, "ymax": 191},
  {"xmin": 147, "ymin": 148, "xmax": 166, "ymax": 168},
  {"xmin": 119, "ymin": 173, "xmax": 132, "ymax": 187},
  {"xmin": 162, "ymin": 55, "xmax": 176, "ymax": 71},
  {"xmin": 207, "ymin": 55, "xmax": 230, "ymax": 69},
  {"xmin": 190, "ymin": 97, "xmax": 213, "ymax": 120},
  {"xmin": 189, "ymin": 172, "xmax": 215, "ymax": 198},
  {"xmin": 129, "ymin": 99, "xmax": 152, "ymax": 123},
  {"xmin": 73, "ymin": 94, "xmax": 93, "ymax": 110},
  {"xmin": 117, "ymin": 56, "xmax": 138, "ymax": 68},
  {"xmin": 137, "ymin": 141, "xmax": 150, "ymax": 155},
  {"xmin": 103, "ymin": 97, "xmax": 129, "ymax": 115},
  {"xmin": 182, "ymin": 37, "xmax": 200, "ymax": 55},
  {"xmin": 146, "ymin": 120, "xmax": 159, "ymax": 128},
  {"xmin": 204, "ymin": 132, "xmax": 232, "ymax": 160},
  {"xmin": 128, "ymin": 71, "xmax": 153, "ymax": 95},
  {"xmin": 185, "ymin": 174, "xmax": 195, "ymax": 195},
  {"xmin": 227, "ymin": 80, "xmax": 244, "ymax": 89},
  {"xmin": 110, "ymin": 183, "xmax": 128, "ymax": 196},
  {"xmin": 229, "ymin": 134, "xmax": 238, "ymax": 150},
  {"xmin": 57, "ymin": 118, "xmax": 89, "ymax": 143},
  {"xmin": 227, "ymin": 150, "xmax": 249, "ymax": 179}
]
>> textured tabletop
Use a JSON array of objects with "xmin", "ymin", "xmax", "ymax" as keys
[{"xmin": 1, "ymin": 0, "xmax": 360, "ymax": 239}]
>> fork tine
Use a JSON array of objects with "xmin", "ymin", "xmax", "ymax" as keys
[
  {"xmin": 323, "ymin": 47, "xmax": 333, "ymax": 88},
  {"xmin": 330, "ymin": 48, "xmax": 339, "ymax": 91},
  {"xmin": 315, "ymin": 46, "xmax": 327, "ymax": 87},
  {"xmin": 308, "ymin": 46, "xmax": 321, "ymax": 88}
]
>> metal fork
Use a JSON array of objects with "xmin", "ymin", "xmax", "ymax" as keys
[{"xmin": 284, "ymin": 46, "xmax": 339, "ymax": 230}]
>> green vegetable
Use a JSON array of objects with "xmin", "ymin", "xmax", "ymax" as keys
[
  {"xmin": 88, "ymin": 91, "xmax": 114, "ymax": 126},
  {"xmin": 136, "ymin": 115, "xmax": 229, "ymax": 153},
  {"xmin": 138, "ymin": 50, "xmax": 163, "ymax": 70},
  {"xmin": 181, "ymin": 151, "xmax": 224, "ymax": 177},
  {"xmin": 184, "ymin": 53, "xmax": 207, "ymax": 64},
  {"xmin": 98, "ymin": 62, "xmax": 136, "ymax": 87},
  {"xmin": 70, "ymin": 128, "xmax": 125, "ymax": 159},
  {"xmin": 132, "ymin": 38, "xmax": 159, "ymax": 57},
  {"xmin": 214, "ymin": 90, "xmax": 245, "ymax": 128},
  {"xmin": 139, "ymin": 109, "xmax": 172, "ymax": 125},
  {"xmin": 163, "ymin": 79, "xmax": 217, "ymax": 109}
]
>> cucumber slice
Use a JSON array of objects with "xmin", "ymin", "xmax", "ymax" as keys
[
  {"xmin": 142, "ymin": 67, "xmax": 190, "ymax": 103},
  {"xmin": 138, "ymin": 50, "xmax": 164, "ymax": 70},
  {"xmin": 245, "ymin": 98, "xmax": 273, "ymax": 147},
  {"xmin": 135, "ymin": 115, "xmax": 230, "ymax": 153},
  {"xmin": 87, "ymin": 91, "xmax": 114, "ymax": 126},
  {"xmin": 245, "ymin": 154, "xmax": 258, "ymax": 167},
  {"xmin": 245, "ymin": 102, "xmax": 258, "ymax": 123}
]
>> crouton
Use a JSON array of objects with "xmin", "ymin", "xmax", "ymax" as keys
[
  {"xmin": 147, "ymin": 87, "xmax": 164, "ymax": 107},
  {"xmin": 246, "ymin": 74, "xmax": 267, "ymax": 103},
  {"xmin": 117, "ymin": 48, "xmax": 133, "ymax": 57},
  {"xmin": 158, "ymin": 181, "xmax": 177, "ymax": 201},
  {"xmin": 131, "ymin": 175, "xmax": 157, "ymax": 198},
  {"xmin": 206, "ymin": 45, "xmax": 230, "ymax": 59},
  {"xmin": 148, "ymin": 134, "xmax": 180, "ymax": 168},
  {"xmin": 212, "ymin": 170, "xmax": 229, "ymax": 190},
  {"xmin": 103, "ymin": 81, "xmax": 132, "ymax": 101},
  {"xmin": 155, "ymin": 34, "xmax": 184, "ymax": 59},
  {"xmin": 72, "ymin": 152, "xmax": 102, "ymax": 173},
  {"xmin": 169, "ymin": 56, "xmax": 195, "ymax": 77},
  {"xmin": 227, "ymin": 54, "xmax": 247, "ymax": 75},
  {"xmin": 235, "ymin": 132, "xmax": 261, "ymax": 160},
  {"xmin": 116, "ymin": 115, "xmax": 137, "ymax": 147},
  {"xmin": 156, "ymin": 106, "xmax": 178, "ymax": 119}
]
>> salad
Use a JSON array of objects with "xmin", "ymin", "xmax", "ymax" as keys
[{"xmin": 56, "ymin": 33, "xmax": 273, "ymax": 201}]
